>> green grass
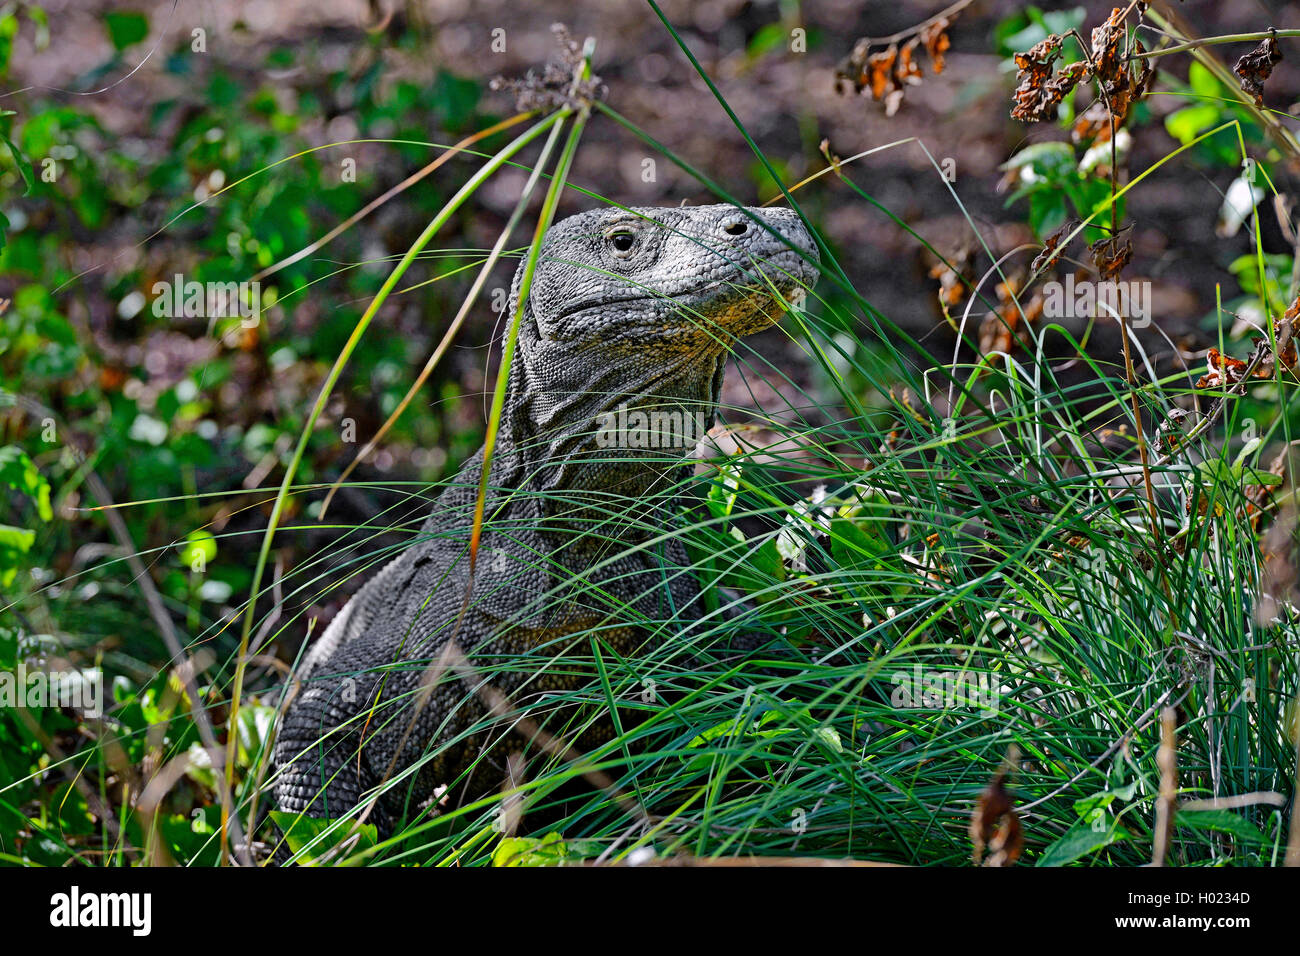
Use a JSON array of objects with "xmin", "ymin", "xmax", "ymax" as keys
[{"xmin": 1, "ymin": 5, "xmax": 1297, "ymax": 868}]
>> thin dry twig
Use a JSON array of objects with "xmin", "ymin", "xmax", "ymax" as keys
[{"xmin": 1151, "ymin": 706, "xmax": 1178, "ymax": 866}]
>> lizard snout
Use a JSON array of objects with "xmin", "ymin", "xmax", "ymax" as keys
[{"xmin": 733, "ymin": 206, "xmax": 820, "ymax": 301}]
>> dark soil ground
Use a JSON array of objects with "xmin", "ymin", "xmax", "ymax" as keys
[{"xmin": 15, "ymin": 0, "xmax": 1300, "ymax": 378}]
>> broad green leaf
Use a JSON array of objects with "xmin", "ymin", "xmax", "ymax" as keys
[
  {"xmin": 268, "ymin": 811, "xmax": 377, "ymax": 863},
  {"xmin": 104, "ymin": 11, "xmax": 148, "ymax": 51},
  {"xmin": 1165, "ymin": 104, "xmax": 1219, "ymax": 146},
  {"xmin": 180, "ymin": 529, "xmax": 217, "ymax": 569},
  {"xmin": 0, "ymin": 112, "xmax": 33, "ymax": 196},
  {"xmin": 1037, "ymin": 820, "xmax": 1128, "ymax": 866},
  {"xmin": 0, "ymin": 446, "xmax": 52, "ymax": 521},
  {"xmin": 1176, "ymin": 809, "xmax": 1268, "ymax": 846},
  {"xmin": 1000, "ymin": 141, "xmax": 1075, "ymax": 173},
  {"xmin": 0, "ymin": 524, "xmax": 35, "ymax": 553},
  {"xmin": 493, "ymin": 832, "xmax": 598, "ymax": 866}
]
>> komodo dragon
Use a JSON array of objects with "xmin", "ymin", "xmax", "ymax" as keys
[{"xmin": 274, "ymin": 203, "xmax": 819, "ymax": 836}]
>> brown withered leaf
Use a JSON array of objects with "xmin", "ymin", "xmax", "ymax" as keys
[
  {"xmin": 920, "ymin": 18, "xmax": 951, "ymax": 74},
  {"xmin": 1032, "ymin": 217, "xmax": 1080, "ymax": 273},
  {"xmin": 1154, "ymin": 408, "xmax": 1193, "ymax": 456},
  {"xmin": 1278, "ymin": 295, "xmax": 1300, "ymax": 368},
  {"xmin": 979, "ymin": 278, "xmax": 1044, "ymax": 361},
  {"xmin": 835, "ymin": 38, "xmax": 873, "ymax": 95},
  {"xmin": 1073, "ymin": 23, "xmax": 1152, "ymax": 145},
  {"xmin": 1242, "ymin": 458, "xmax": 1283, "ymax": 532},
  {"xmin": 867, "ymin": 46, "xmax": 899, "ymax": 99},
  {"xmin": 1199, "ymin": 297, "xmax": 1300, "ymax": 388},
  {"xmin": 1089, "ymin": 6, "xmax": 1128, "ymax": 87},
  {"xmin": 1073, "ymin": 63, "xmax": 1150, "ymax": 143},
  {"xmin": 929, "ymin": 246, "xmax": 975, "ymax": 317},
  {"xmin": 896, "ymin": 37, "xmax": 924, "ymax": 85},
  {"xmin": 836, "ymin": 12, "xmax": 960, "ymax": 112},
  {"xmin": 1090, "ymin": 230, "xmax": 1133, "ymax": 280},
  {"xmin": 1023, "ymin": 7, "xmax": 1151, "ymax": 142},
  {"xmin": 99, "ymin": 366, "xmax": 128, "ymax": 391},
  {"xmin": 971, "ymin": 748, "xmax": 1023, "ymax": 867},
  {"xmin": 1073, "ymin": 99, "xmax": 1114, "ymax": 143},
  {"xmin": 1011, "ymin": 35, "xmax": 1089, "ymax": 122},
  {"xmin": 837, "ymin": 41, "xmax": 912, "ymax": 115},
  {"xmin": 1255, "ymin": 476, "xmax": 1299, "ymax": 624},
  {"xmin": 1196, "ymin": 347, "xmax": 1254, "ymax": 389},
  {"xmin": 1047, "ymin": 61, "xmax": 1092, "ymax": 116},
  {"xmin": 1234, "ymin": 33, "xmax": 1282, "ymax": 107},
  {"xmin": 1125, "ymin": 41, "xmax": 1156, "ymax": 102}
]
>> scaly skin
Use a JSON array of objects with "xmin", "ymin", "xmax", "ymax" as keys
[{"xmin": 274, "ymin": 204, "xmax": 818, "ymax": 834}]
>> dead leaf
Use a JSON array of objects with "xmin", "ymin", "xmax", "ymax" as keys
[
  {"xmin": 929, "ymin": 246, "xmax": 975, "ymax": 317},
  {"xmin": 867, "ymin": 46, "xmax": 899, "ymax": 100},
  {"xmin": 489, "ymin": 24, "xmax": 606, "ymax": 112},
  {"xmin": 1089, "ymin": 230, "xmax": 1133, "ymax": 280},
  {"xmin": 920, "ymin": 18, "xmax": 951, "ymax": 75},
  {"xmin": 896, "ymin": 37, "xmax": 923, "ymax": 85},
  {"xmin": 1234, "ymin": 33, "xmax": 1282, "ymax": 107},
  {"xmin": 1010, "ymin": 35, "xmax": 1070, "ymax": 122},
  {"xmin": 971, "ymin": 747, "xmax": 1023, "ymax": 866},
  {"xmin": 1032, "ymin": 218, "xmax": 1080, "ymax": 273},
  {"xmin": 979, "ymin": 277, "xmax": 1043, "ymax": 361},
  {"xmin": 837, "ymin": 12, "xmax": 961, "ymax": 112},
  {"xmin": 1088, "ymin": 6, "xmax": 1128, "ymax": 88}
]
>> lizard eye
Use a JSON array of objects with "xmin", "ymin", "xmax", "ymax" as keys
[{"xmin": 606, "ymin": 229, "xmax": 637, "ymax": 256}]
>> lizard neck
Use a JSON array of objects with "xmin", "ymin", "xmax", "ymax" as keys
[{"xmin": 501, "ymin": 337, "xmax": 728, "ymax": 534}]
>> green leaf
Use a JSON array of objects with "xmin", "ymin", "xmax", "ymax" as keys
[
  {"xmin": 1028, "ymin": 189, "xmax": 1069, "ymax": 237},
  {"xmin": 829, "ymin": 515, "xmax": 889, "ymax": 569},
  {"xmin": 1188, "ymin": 62, "xmax": 1221, "ymax": 99},
  {"xmin": 0, "ymin": 523, "xmax": 35, "ymax": 553},
  {"xmin": 104, "ymin": 11, "xmax": 149, "ymax": 52},
  {"xmin": 748, "ymin": 534, "xmax": 786, "ymax": 584},
  {"xmin": 1193, "ymin": 457, "xmax": 1233, "ymax": 486},
  {"xmin": 183, "ymin": 742, "xmax": 218, "ymax": 791},
  {"xmin": 0, "ymin": 114, "xmax": 33, "ymax": 196},
  {"xmin": 179, "ymin": 529, "xmax": 217, "ymax": 569},
  {"xmin": 0, "ymin": 446, "xmax": 52, "ymax": 521},
  {"xmin": 746, "ymin": 23, "xmax": 787, "ymax": 60},
  {"xmin": 1176, "ymin": 810, "xmax": 1268, "ymax": 846},
  {"xmin": 705, "ymin": 462, "xmax": 741, "ymax": 521},
  {"xmin": 999, "ymin": 141, "xmax": 1075, "ymax": 173},
  {"xmin": 268, "ymin": 811, "xmax": 377, "ymax": 863},
  {"xmin": 493, "ymin": 832, "xmax": 597, "ymax": 866},
  {"xmin": 1037, "ymin": 820, "xmax": 1128, "ymax": 866},
  {"xmin": 996, "ymin": 7, "xmax": 1086, "ymax": 58},
  {"xmin": 234, "ymin": 703, "xmax": 274, "ymax": 767},
  {"xmin": 1239, "ymin": 467, "xmax": 1283, "ymax": 487},
  {"xmin": 1165, "ymin": 103, "xmax": 1220, "ymax": 146}
]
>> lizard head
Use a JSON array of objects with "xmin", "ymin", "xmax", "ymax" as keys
[
  {"xmin": 501, "ymin": 204, "xmax": 820, "ymax": 478},
  {"xmin": 516, "ymin": 203, "xmax": 820, "ymax": 351}
]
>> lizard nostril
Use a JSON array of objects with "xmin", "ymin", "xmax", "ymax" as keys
[{"xmin": 722, "ymin": 219, "xmax": 749, "ymax": 237}]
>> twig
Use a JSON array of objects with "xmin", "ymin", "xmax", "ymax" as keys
[
  {"xmin": 1131, "ymin": 28, "xmax": 1300, "ymax": 61},
  {"xmin": 1151, "ymin": 706, "xmax": 1178, "ymax": 866},
  {"xmin": 852, "ymin": 0, "xmax": 975, "ymax": 47}
]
